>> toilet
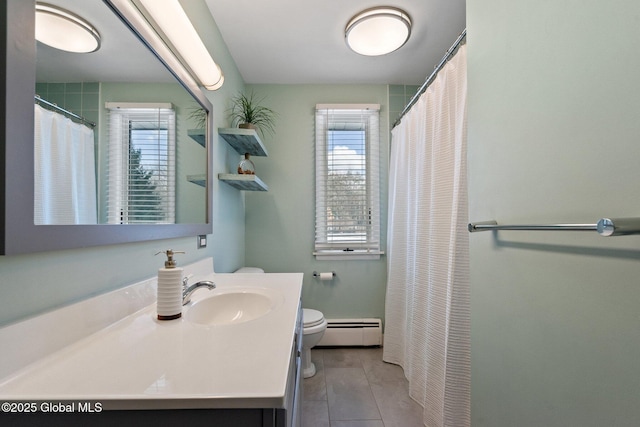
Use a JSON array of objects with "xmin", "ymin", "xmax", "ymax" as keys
[
  {"xmin": 301, "ymin": 308, "xmax": 327, "ymax": 378},
  {"xmin": 234, "ymin": 267, "xmax": 327, "ymax": 378},
  {"xmin": 233, "ymin": 267, "xmax": 265, "ymax": 274}
]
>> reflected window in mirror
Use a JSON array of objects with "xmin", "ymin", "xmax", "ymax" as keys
[
  {"xmin": 34, "ymin": 1, "xmax": 209, "ymax": 227},
  {"xmin": 106, "ymin": 103, "xmax": 176, "ymax": 225}
]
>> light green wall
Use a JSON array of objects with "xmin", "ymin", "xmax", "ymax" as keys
[
  {"xmin": 34, "ymin": 82, "xmax": 100, "ymax": 128},
  {"xmin": 468, "ymin": 1, "xmax": 640, "ymax": 425},
  {"xmin": 0, "ymin": 0, "xmax": 246, "ymax": 327},
  {"xmin": 8, "ymin": 0, "xmax": 639, "ymax": 422},
  {"xmin": 244, "ymin": 84, "xmax": 389, "ymax": 321},
  {"xmin": 388, "ymin": 84, "xmax": 419, "ymax": 126}
]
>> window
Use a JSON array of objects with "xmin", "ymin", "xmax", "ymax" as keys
[
  {"xmin": 314, "ymin": 104, "xmax": 382, "ymax": 260},
  {"xmin": 106, "ymin": 103, "xmax": 176, "ymax": 224}
]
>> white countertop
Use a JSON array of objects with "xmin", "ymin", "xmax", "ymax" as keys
[{"xmin": 0, "ymin": 272, "xmax": 303, "ymax": 410}]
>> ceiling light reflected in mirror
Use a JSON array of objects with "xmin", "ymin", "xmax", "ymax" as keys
[
  {"xmin": 137, "ymin": 0, "xmax": 224, "ymax": 90},
  {"xmin": 35, "ymin": 3, "xmax": 101, "ymax": 53}
]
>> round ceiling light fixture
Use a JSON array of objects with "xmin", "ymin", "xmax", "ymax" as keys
[
  {"xmin": 35, "ymin": 3, "xmax": 101, "ymax": 53},
  {"xmin": 345, "ymin": 7, "xmax": 411, "ymax": 56}
]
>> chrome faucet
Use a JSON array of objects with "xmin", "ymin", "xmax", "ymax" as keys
[{"xmin": 182, "ymin": 277, "xmax": 216, "ymax": 305}]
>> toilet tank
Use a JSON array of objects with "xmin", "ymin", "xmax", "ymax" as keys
[{"xmin": 234, "ymin": 267, "xmax": 264, "ymax": 273}]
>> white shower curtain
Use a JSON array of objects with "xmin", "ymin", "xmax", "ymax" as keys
[
  {"xmin": 383, "ymin": 44, "xmax": 469, "ymax": 427},
  {"xmin": 34, "ymin": 105, "xmax": 98, "ymax": 225}
]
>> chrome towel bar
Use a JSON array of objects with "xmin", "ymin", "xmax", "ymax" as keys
[{"xmin": 468, "ymin": 217, "xmax": 640, "ymax": 237}]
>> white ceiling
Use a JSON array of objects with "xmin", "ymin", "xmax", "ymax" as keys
[
  {"xmin": 37, "ymin": 0, "xmax": 466, "ymax": 87},
  {"xmin": 204, "ymin": 0, "xmax": 466, "ymax": 85}
]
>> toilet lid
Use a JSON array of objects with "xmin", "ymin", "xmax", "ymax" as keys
[
  {"xmin": 234, "ymin": 267, "xmax": 264, "ymax": 274},
  {"xmin": 303, "ymin": 309, "xmax": 324, "ymax": 327}
]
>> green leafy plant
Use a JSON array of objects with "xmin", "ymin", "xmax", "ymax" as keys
[
  {"xmin": 187, "ymin": 105, "xmax": 207, "ymax": 130},
  {"xmin": 228, "ymin": 91, "xmax": 277, "ymax": 136}
]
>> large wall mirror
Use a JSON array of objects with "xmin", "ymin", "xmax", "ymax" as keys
[{"xmin": 1, "ymin": 0, "xmax": 213, "ymax": 254}]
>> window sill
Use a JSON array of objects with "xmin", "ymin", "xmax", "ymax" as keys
[{"xmin": 313, "ymin": 250, "xmax": 384, "ymax": 261}]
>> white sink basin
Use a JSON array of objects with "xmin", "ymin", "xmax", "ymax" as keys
[{"xmin": 185, "ymin": 287, "xmax": 283, "ymax": 326}]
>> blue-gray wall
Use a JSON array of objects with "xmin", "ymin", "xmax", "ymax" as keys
[{"xmin": 468, "ymin": 0, "xmax": 640, "ymax": 425}]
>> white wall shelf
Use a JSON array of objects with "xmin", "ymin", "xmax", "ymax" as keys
[
  {"xmin": 218, "ymin": 174, "xmax": 268, "ymax": 191},
  {"xmin": 188, "ymin": 129, "xmax": 206, "ymax": 147},
  {"xmin": 218, "ymin": 128, "xmax": 268, "ymax": 157},
  {"xmin": 187, "ymin": 174, "xmax": 206, "ymax": 187},
  {"xmin": 218, "ymin": 128, "xmax": 269, "ymax": 191}
]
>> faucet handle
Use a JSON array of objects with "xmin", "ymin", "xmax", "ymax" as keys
[{"xmin": 182, "ymin": 274, "xmax": 194, "ymax": 289}]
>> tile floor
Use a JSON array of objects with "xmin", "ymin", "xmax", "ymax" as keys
[{"xmin": 302, "ymin": 347, "xmax": 424, "ymax": 427}]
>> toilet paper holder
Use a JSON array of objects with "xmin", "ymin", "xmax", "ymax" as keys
[{"xmin": 312, "ymin": 271, "xmax": 336, "ymax": 278}]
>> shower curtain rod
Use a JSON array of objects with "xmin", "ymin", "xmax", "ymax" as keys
[
  {"xmin": 35, "ymin": 95, "xmax": 96, "ymax": 128},
  {"xmin": 392, "ymin": 28, "xmax": 467, "ymax": 129}
]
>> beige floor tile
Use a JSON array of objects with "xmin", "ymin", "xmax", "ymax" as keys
[
  {"xmin": 304, "ymin": 350, "xmax": 327, "ymax": 400},
  {"xmin": 325, "ymin": 367, "xmax": 381, "ymax": 421},
  {"xmin": 369, "ymin": 379, "xmax": 424, "ymax": 427},
  {"xmin": 362, "ymin": 357, "xmax": 407, "ymax": 385},
  {"xmin": 353, "ymin": 347, "xmax": 383, "ymax": 363},
  {"xmin": 330, "ymin": 421, "xmax": 385, "ymax": 427},
  {"xmin": 302, "ymin": 400, "xmax": 330, "ymax": 427},
  {"xmin": 322, "ymin": 348, "xmax": 364, "ymax": 368},
  {"xmin": 304, "ymin": 348, "xmax": 425, "ymax": 427},
  {"xmin": 304, "ymin": 370, "xmax": 327, "ymax": 401},
  {"xmin": 311, "ymin": 348, "xmax": 326, "ymax": 371}
]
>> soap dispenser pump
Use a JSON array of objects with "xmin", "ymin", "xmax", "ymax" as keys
[{"xmin": 156, "ymin": 249, "xmax": 185, "ymax": 321}]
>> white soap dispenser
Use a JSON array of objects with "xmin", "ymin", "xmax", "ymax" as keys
[{"xmin": 156, "ymin": 249, "xmax": 185, "ymax": 321}]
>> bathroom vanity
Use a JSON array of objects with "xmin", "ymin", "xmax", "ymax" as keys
[{"xmin": 0, "ymin": 259, "xmax": 303, "ymax": 426}]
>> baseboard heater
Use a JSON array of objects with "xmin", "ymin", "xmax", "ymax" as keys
[{"xmin": 317, "ymin": 318, "xmax": 382, "ymax": 347}]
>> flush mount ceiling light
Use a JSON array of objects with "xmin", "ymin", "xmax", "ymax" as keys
[
  {"xmin": 35, "ymin": 3, "xmax": 101, "ymax": 53},
  {"xmin": 137, "ymin": 0, "xmax": 224, "ymax": 90},
  {"xmin": 345, "ymin": 7, "xmax": 411, "ymax": 56}
]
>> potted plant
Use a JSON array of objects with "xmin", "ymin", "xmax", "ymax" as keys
[
  {"xmin": 187, "ymin": 105, "xmax": 207, "ymax": 130},
  {"xmin": 228, "ymin": 91, "xmax": 277, "ymax": 137}
]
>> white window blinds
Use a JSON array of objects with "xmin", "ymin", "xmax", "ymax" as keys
[
  {"xmin": 106, "ymin": 103, "xmax": 176, "ymax": 224},
  {"xmin": 315, "ymin": 104, "xmax": 382, "ymax": 259}
]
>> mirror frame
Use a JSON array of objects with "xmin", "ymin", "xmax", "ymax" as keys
[{"xmin": 0, "ymin": 0, "xmax": 213, "ymax": 255}]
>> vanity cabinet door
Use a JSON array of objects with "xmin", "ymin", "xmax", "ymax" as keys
[
  {"xmin": 273, "ymin": 301, "xmax": 303, "ymax": 427},
  {"xmin": 291, "ymin": 302, "xmax": 303, "ymax": 427}
]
